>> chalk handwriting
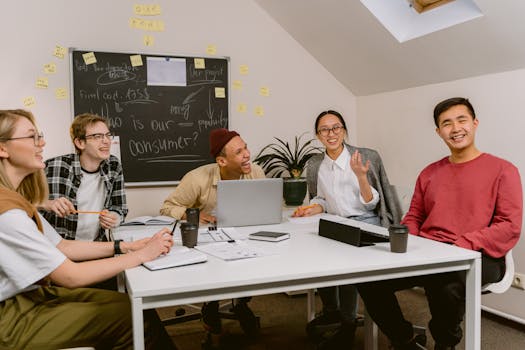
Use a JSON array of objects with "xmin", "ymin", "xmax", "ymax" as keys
[
  {"xmin": 170, "ymin": 104, "xmax": 190, "ymax": 119},
  {"xmin": 128, "ymin": 135, "xmax": 199, "ymax": 157},
  {"xmin": 72, "ymin": 51, "xmax": 229, "ymax": 182}
]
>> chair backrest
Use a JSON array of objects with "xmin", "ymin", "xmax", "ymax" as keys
[
  {"xmin": 481, "ymin": 250, "xmax": 514, "ymax": 294},
  {"xmin": 391, "ymin": 185, "xmax": 414, "ymax": 217}
]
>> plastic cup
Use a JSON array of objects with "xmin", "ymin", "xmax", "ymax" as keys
[
  {"xmin": 180, "ymin": 222, "xmax": 198, "ymax": 248},
  {"xmin": 186, "ymin": 208, "xmax": 200, "ymax": 226},
  {"xmin": 389, "ymin": 224, "xmax": 408, "ymax": 253}
]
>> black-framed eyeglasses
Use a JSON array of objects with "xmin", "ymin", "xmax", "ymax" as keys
[
  {"xmin": 1, "ymin": 132, "xmax": 44, "ymax": 146},
  {"xmin": 84, "ymin": 132, "xmax": 114, "ymax": 141},
  {"xmin": 317, "ymin": 125, "xmax": 344, "ymax": 137}
]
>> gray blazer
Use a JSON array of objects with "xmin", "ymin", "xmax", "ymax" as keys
[{"xmin": 306, "ymin": 144, "xmax": 402, "ymax": 228}]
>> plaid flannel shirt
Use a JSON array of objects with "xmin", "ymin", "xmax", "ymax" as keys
[{"xmin": 41, "ymin": 153, "xmax": 128, "ymax": 240}]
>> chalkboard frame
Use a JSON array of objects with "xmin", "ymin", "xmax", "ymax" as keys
[{"xmin": 69, "ymin": 48, "xmax": 230, "ymax": 187}]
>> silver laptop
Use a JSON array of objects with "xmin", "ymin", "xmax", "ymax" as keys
[{"xmin": 216, "ymin": 178, "xmax": 283, "ymax": 227}]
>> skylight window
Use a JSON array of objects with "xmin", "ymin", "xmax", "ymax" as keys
[{"xmin": 360, "ymin": 0, "xmax": 483, "ymax": 43}]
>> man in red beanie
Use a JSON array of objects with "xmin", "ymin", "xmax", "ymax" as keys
[
  {"xmin": 160, "ymin": 128, "xmax": 265, "ymax": 223},
  {"xmin": 160, "ymin": 128, "xmax": 265, "ymax": 348}
]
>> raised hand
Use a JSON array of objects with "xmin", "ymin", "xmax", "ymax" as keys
[{"xmin": 350, "ymin": 150, "xmax": 370, "ymax": 178}]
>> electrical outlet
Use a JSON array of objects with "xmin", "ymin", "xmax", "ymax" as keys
[{"xmin": 512, "ymin": 273, "xmax": 525, "ymax": 290}]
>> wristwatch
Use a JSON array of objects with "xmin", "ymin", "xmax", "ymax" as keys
[{"xmin": 114, "ymin": 239, "xmax": 123, "ymax": 255}]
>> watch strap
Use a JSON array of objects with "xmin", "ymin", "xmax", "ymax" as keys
[{"xmin": 114, "ymin": 239, "xmax": 123, "ymax": 255}]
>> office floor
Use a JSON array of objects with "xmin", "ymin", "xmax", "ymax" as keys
[{"xmin": 159, "ymin": 288, "xmax": 525, "ymax": 350}]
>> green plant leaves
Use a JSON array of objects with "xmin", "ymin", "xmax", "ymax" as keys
[{"xmin": 254, "ymin": 133, "xmax": 322, "ymax": 179}]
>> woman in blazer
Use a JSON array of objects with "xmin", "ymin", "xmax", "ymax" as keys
[{"xmin": 295, "ymin": 110, "xmax": 401, "ymax": 349}]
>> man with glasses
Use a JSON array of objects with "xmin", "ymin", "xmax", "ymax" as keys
[{"xmin": 39, "ymin": 113, "xmax": 127, "ymax": 244}]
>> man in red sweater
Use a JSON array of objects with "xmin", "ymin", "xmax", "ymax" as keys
[{"xmin": 358, "ymin": 97, "xmax": 522, "ymax": 350}]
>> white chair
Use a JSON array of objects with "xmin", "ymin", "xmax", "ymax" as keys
[{"xmin": 481, "ymin": 250, "xmax": 514, "ymax": 294}]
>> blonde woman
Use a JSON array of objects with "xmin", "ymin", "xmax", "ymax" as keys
[{"xmin": 0, "ymin": 109, "xmax": 176, "ymax": 349}]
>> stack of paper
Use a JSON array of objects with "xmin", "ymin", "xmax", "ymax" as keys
[{"xmin": 195, "ymin": 241, "xmax": 259, "ymax": 261}]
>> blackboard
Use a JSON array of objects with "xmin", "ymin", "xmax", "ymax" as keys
[{"xmin": 70, "ymin": 49, "xmax": 229, "ymax": 186}]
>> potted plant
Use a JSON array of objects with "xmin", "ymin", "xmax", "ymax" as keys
[{"xmin": 254, "ymin": 133, "xmax": 322, "ymax": 206}]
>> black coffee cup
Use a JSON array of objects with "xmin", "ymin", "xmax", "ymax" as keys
[
  {"xmin": 388, "ymin": 224, "xmax": 408, "ymax": 253},
  {"xmin": 186, "ymin": 207, "xmax": 200, "ymax": 226},
  {"xmin": 180, "ymin": 222, "xmax": 198, "ymax": 248}
]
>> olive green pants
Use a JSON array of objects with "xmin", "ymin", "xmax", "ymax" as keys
[{"xmin": 0, "ymin": 286, "xmax": 174, "ymax": 350}]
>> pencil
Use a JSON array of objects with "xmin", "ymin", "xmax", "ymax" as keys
[
  {"xmin": 74, "ymin": 210, "xmax": 102, "ymax": 214},
  {"xmin": 297, "ymin": 204, "xmax": 317, "ymax": 211},
  {"xmin": 293, "ymin": 204, "xmax": 317, "ymax": 216}
]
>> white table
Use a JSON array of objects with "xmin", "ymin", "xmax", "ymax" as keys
[{"xmin": 115, "ymin": 217, "xmax": 481, "ymax": 350}]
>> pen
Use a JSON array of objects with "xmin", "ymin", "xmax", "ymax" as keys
[
  {"xmin": 221, "ymin": 229, "xmax": 235, "ymax": 243},
  {"xmin": 170, "ymin": 220, "xmax": 179, "ymax": 235}
]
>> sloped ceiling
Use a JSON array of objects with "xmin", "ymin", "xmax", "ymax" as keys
[{"xmin": 254, "ymin": 0, "xmax": 525, "ymax": 96}]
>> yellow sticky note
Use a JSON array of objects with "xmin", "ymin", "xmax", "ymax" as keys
[
  {"xmin": 133, "ymin": 4, "xmax": 143, "ymax": 15},
  {"xmin": 53, "ymin": 45, "xmax": 67, "ymax": 59},
  {"xmin": 82, "ymin": 52, "xmax": 97, "ymax": 65},
  {"xmin": 259, "ymin": 86, "xmax": 270, "ymax": 97},
  {"xmin": 43, "ymin": 63, "xmax": 57, "ymax": 74},
  {"xmin": 215, "ymin": 87, "xmax": 226, "ymax": 98},
  {"xmin": 232, "ymin": 80, "xmax": 242, "ymax": 90},
  {"xmin": 146, "ymin": 20, "xmax": 165, "ymax": 31},
  {"xmin": 55, "ymin": 88, "xmax": 67, "ymax": 99},
  {"xmin": 206, "ymin": 44, "xmax": 217, "ymax": 55},
  {"xmin": 155, "ymin": 20, "xmax": 165, "ymax": 31},
  {"xmin": 194, "ymin": 58, "xmax": 205, "ymax": 69},
  {"xmin": 239, "ymin": 65, "xmax": 249, "ymax": 75},
  {"xmin": 35, "ymin": 77, "xmax": 49, "ymax": 89},
  {"xmin": 23, "ymin": 96, "xmax": 36, "ymax": 107},
  {"xmin": 144, "ymin": 35, "xmax": 155, "ymax": 46},
  {"xmin": 237, "ymin": 103, "xmax": 247, "ymax": 113},
  {"xmin": 255, "ymin": 106, "xmax": 264, "ymax": 117},
  {"xmin": 130, "ymin": 55, "xmax": 143, "ymax": 67},
  {"xmin": 134, "ymin": 4, "xmax": 161, "ymax": 16},
  {"xmin": 129, "ymin": 17, "xmax": 143, "ymax": 29}
]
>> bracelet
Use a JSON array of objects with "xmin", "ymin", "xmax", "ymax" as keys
[{"xmin": 114, "ymin": 239, "xmax": 123, "ymax": 255}]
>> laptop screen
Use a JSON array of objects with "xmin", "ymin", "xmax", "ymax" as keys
[{"xmin": 216, "ymin": 178, "xmax": 283, "ymax": 227}]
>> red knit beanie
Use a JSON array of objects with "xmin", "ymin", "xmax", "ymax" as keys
[{"xmin": 209, "ymin": 128, "xmax": 240, "ymax": 157}]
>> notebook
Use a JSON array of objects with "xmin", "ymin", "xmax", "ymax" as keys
[
  {"xmin": 142, "ymin": 246, "xmax": 207, "ymax": 270},
  {"xmin": 121, "ymin": 215, "xmax": 175, "ymax": 226},
  {"xmin": 216, "ymin": 178, "xmax": 283, "ymax": 227},
  {"xmin": 249, "ymin": 231, "xmax": 290, "ymax": 242},
  {"xmin": 318, "ymin": 218, "xmax": 389, "ymax": 247}
]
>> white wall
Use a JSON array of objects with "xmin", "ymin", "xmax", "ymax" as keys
[
  {"xmin": 356, "ymin": 68, "xmax": 525, "ymax": 323},
  {"xmin": 0, "ymin": 0, "xmax": 356, "ymax": 217}
]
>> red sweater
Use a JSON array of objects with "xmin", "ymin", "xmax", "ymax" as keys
[{"xmin": 402, "ymin": 153, "xmax": 522, "ymax": 258}]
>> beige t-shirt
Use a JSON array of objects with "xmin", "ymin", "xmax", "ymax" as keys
[{"xmin": 160, "ymin": 163, "xmax": 266, "ymax": 219}]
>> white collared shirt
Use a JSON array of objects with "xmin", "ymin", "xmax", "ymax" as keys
[{"xmin": 311, "ymin": 147, "xmax": 379, "ymax": 217}]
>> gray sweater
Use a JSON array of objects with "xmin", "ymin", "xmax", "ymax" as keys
[{"xmin": 306, "ymin": 144, "xmax": 402, "ymax": 228}]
